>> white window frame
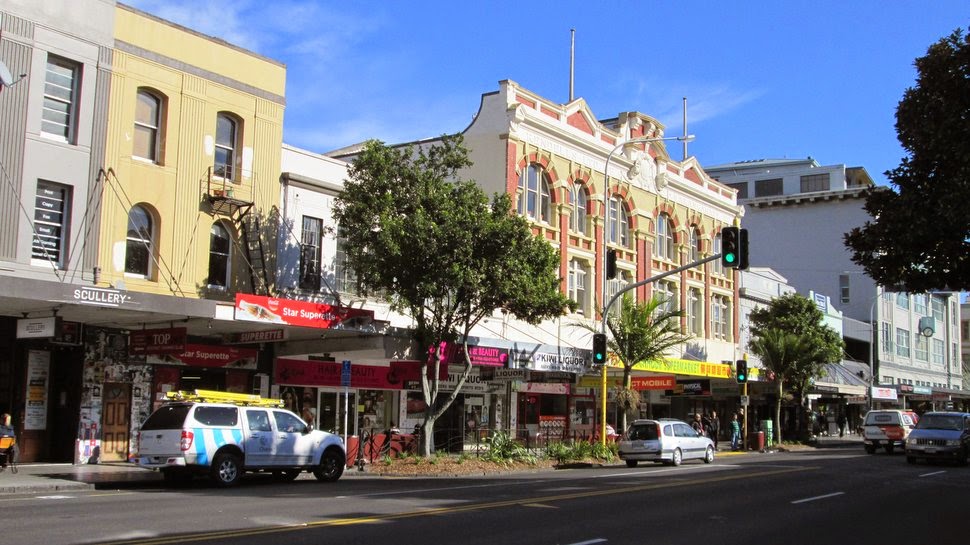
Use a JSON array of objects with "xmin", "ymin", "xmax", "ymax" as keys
[
  {"xmin": 895, "ymin": 328, "xmax": 910, "ymax": 358},
  {"xmin": 125, "ymin": 205, "xmax": 154, "ymax": 278},
  {"xmin": 134, "ymin": 89, "xmax": 162, "ymax": 162},
  {"xmin": 207, "ymin": 222, "xmax": 231, "ymax": 289},
  {"xmin": 654, "ymin": 214, "xmax": 674, "ymax": 261},
  {"xmin": 608, "ymin": 196, "xmax": 629, "ymax": 247},
  {"xmin": 687, "ymin": 287, "xmax": 702, "ymax": 335},
  {"xmin": 517, "ymin": 164, "xmax": 551, "ymax": 224},
  {"xmin": 214, "ymin": 113, "xmax": 239, "ymax": 181},
  {"xmin": 568, "ymin": 259, "xmax": 589, "ymax": 316},
  {"xmin": 570, "ymin": 182, "xmax": 587, "ymax": 235}
]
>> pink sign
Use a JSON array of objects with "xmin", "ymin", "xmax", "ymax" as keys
[
  {"xmin": 443, "ymin": 342, "xmax": 509, "ymax": 367},
  {"xmin": 275, "ymin": 358, "xmax": 402, "ymax": 390}
]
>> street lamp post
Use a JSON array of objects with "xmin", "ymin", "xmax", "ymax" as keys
[{"xmin": 598, "ymin": 134, "xmax": 694, "ymax": 444}]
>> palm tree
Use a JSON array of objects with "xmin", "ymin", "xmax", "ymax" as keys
[
  {"xmin": 581, "ymin": 293, "xmax": 691, "ymax": 432},
  {"xmin": 748, "ymin": 328, "xmax": 812, "ymax": 444}
]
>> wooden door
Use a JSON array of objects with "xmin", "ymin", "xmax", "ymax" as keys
[{"xmin": 101, "ymin": 383, "xmax": 131, "ymax": 462}]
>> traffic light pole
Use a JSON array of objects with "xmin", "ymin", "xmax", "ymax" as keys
[{"xmin": 597, "ymin": 252, "xmax": 722, "ymax": 445}]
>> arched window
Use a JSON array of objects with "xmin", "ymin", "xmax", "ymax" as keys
[
  {"xmin": 517, "ymin": 164, "xmax": 551, "ymax": 223},
  {"xmin": 214, "ymin": 113, "xmax": 239, "ymax": 180},
  {"xmin": 567, "ymin": 258, "xmax": 589, "ymax": 316},
  {"xmin": 570, "ymin": 182, "xmax": 587, "ymax": 235},
  {"xmin": 125, "ymin": 205, "xmax": 154, "ymax": 277},
  {"xmin": 689, "ymin": 227, "xmax": 700, "ymax": 263},
  {"xmin": 713, "ymin": 231, "xmax": 725, "ymax": 276},
  {"xmin": 208, "ymin": 222, "xmax": 232, "ymax": 289},
  {"xmin": 608, "ymin": 196, "xmax": 629, "ymax": 247},
  {"xmin": 654, "ymin": 213, "xmax": 674, "ymax": 261},
  {"xmin": 134, "ymin": 89, "xmax": 162, "ymax": 162}
]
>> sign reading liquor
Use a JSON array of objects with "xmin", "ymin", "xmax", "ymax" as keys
[
  {"xmin": 513, "ymin": 346, "xmax": 588, "ymax": 373},
  {"xmin": 129, "ymin": 327, "xmax": 187, "ymax": 355},
  {"xmin": 235, "ymin": 294, "xmax": 374, "ymax": 329}
]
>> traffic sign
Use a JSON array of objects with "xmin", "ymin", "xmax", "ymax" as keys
[
  {"xmin": 740, "ymin": 395, "xmax": 750, "ymax": 406},
  {"xmin": 341, "ymin": 360, "xmax": 351, "ymax": 387}
]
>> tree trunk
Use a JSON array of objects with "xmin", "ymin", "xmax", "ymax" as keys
[
  {"xmin": 418, "ymin": 415, "xmax": 436, "ymax": 457},
  {"xmin": 620, "ymin": 367, "xmax": 632, "ymax": 433}
]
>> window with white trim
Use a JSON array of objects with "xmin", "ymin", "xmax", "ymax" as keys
[
  {"xmin": 896, "ymin": 292, "xmax": 909, "ymax": 309},
  {"xmin": 914, "ymin": 334, "xmax": 928, "ymax": 361},
  {"xmin": 134, "ymin": 89, "xmax": 163, "ymax": 162},
  {"xmin": 931, "ymin": 297, "xmax": 944, "ymax": 322},
  {"xmin": 334, "ymin": 226, "xmax": 357, "ymax": 294},
  {"xmin": 214, "ymin": 113, "xmax": 239, "ymax": 180},
  {"xmin": 656, "ymin": 280, "xmax": 676, "ymax": 315},
  {"xmin": 880, "ymin": 322, "xmax": 892, "ymax": 354},
  {"xmin": 913, "ymin": 294, "xmax": 928, "ymax": 315},
  {"xmin": 711, "ymin": 295, "xmax": 730, "ymax": 340},
  {"xmin": 42, "ymin": 55, "xmax": 80, "ymax": 142},
  {"xmin": 932, "ymin": 339, "xmax": 944, "ymax": 365},
  {"xmin": 125, "ymin": 205, "xmax": 154, "ymax": 278},
  {"xmin": 654, "ymin": 214, "xmax": 674, "ymax": 261},
  {"xmin": 570, "ymin": 182, "xmax": 587, "ymax": 235},
  {"xmin": 517, "ymin": 164, "xmax": 551, "ymax": 223},
  {"xmin": 712, "ymin": 233, "xmax": 724, "ymax": 276},
  {"xmin": 687, "ymin": 287, "xmax": 702, "ymax": 335},
  {"xmin": 207, "ymin": 222, "xmax": 231, "ymax": 289},
  {"xmin": 608, "ymin": 196, "xmax": 629, "ymax": 247},
  {"xmin": 895, "ymin": 328, "xmax": 910, "ymax": 358},
  {"xmin": 300, "ymin": 216, "xmax": 323, "ymax": 291},
  {"xmin": 688, "ymin": 228, "xmax": 700, "ymax": 264},
  {"xmin": 568, "ymin": 259, "xmax": 589, "ymax": 316}
]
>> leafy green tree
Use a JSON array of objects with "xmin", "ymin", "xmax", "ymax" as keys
[
  {"xmin": 844, "ymin": 28, "xmax": 970, "ymax": 292},
  {"xmin": 580, "ymin": 293, "xmax": 691, "ymax": 432},
  {"xmin": 747, "ymin": 293, "xmax": 844, "ymax": 443},
  {"xmin": 332, "ymin": 135, "xmax": 574, "ymax": 456}
]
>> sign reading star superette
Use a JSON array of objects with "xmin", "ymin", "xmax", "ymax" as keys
[{"xmin": 234, "ymin": 294, "xmax": 374, "ymax": 329}]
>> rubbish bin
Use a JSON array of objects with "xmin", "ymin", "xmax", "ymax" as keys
[
  {"xmin": 749, "ymin": 431, "xmax": 765, "ymax": 451},
  {"xmin": 760, "ymin": 420, "xmax": 774, "ymax": 448}
]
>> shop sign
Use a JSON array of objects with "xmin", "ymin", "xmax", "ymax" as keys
[
  {"xmin": 897, "ymin": 383, "xmax": 914, "ymax": 394},
  {"xmin": 913, "ymin": 386, "xmax": 932, "ymax": 395},
  {"xmin": 515, "ymin": 346, "xmax": 588, "ymax": 373},
  {"xmin": 16, "ymin": 316, "xmax": 60, "ymax": 338},
  {"xmin": 129, "ymin": 327, "xmax": 187, "ymax": 355},
  {"xmin": 226, "ymin": 329, "xmax": 287, "ymax": 344},
  {"xmin": 25, "ymin": 350, "xmax": 50, "ymax": 430},
  {"xmin": 147, "ymin": 344, "xmax": 258, "ymax": 369},
  {"xmin": 871, "ymin": 386, "xmax": 898, "ymax": 401},
  {"xmin": 275, "ymin": 357, "xmax": 402, "ymax": 389},
  {"xmin": 628, "ymin": 358, "xmax": 732, "ymax": 379},
  {"xmin": 631, "ymin": 375, "xmax": 676, "ymax": 391},
  {"xmin": 235, "ymin": 294, "xmax": 374, "ymax": 329},
  {"xmin": 389, "ymin": 360, "xmax": 449, "ymax": 382},
  {"xmin": 436, "ymin": 368, "xmax": 488, "ymax": 393},
  {"xmin": 444, "ymin": 343, "xmax": 509, "ymax": 367},
  {"xmin": 811, "ymin": 385, "xmax": 840, "ymax": 394},
  {"xmin": 522, "ymin": 382, "xmax": 570, "ymax": 395},
  {"xmin": 72, "ymin": 286, "xmax": 131, "ymax": 307},
  {"xmin": 666, "ymin": 379, "xmax": 711, "ymax": 396},
  {"xmin": 486, "ymin": 368, "xmax": 527, "ymax": 382}
]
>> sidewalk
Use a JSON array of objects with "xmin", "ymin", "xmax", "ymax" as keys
[{"xmin": 0, "ymin": 435, "xmax": 864, "ymax": 495}]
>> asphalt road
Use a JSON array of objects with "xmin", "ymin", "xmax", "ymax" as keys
[{"xmin": 0, "ymin": 449, "xmax": 964, "ymax": 545}]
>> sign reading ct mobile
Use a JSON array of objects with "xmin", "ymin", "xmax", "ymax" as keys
[{"xmin": 235, "ymin": 294, "xmax": 374, "ymax": 329}]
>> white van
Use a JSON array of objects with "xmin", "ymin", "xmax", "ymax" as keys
[{"xmin": 136, "ymin": 391, "xmax": 345, "ymax": 486}]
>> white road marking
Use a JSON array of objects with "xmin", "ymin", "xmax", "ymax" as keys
[
  {"xmin": 919, "ymin": 470, "xmax": 946, "ymax": 478},
  {"xmin": 565, "ymin": 539, "xmax": 608, "ymax": 545},
  {"xmin": 35, "ymin": 495, "xmax": 75, "ymax": 500},
  {"xmin": 791, "ymin": 491, "xmax": 844, "ymax": 504}
]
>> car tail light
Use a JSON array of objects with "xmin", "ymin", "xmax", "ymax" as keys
[{"xmin": 180, "ymin": 430, "xmax": 194, "ymax": 451}]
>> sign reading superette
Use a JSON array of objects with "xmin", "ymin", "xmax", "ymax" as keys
[{"xmin": 235, "ymin": 294, "xmax": 374, "ymax": 329}]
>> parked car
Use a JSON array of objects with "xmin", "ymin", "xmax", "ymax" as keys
[
  {"xmin": 905, "ymin": 411, "xmax": 970, "ymax": 465},
  {"xmin": 618, "ymin": 418, "xmax": 715, "ymax": 467},
  {"xmin": 136, "ymin": 390, "xmax": 346, "ymax": 486},
  {"xmin": 862, "ymin": 409, "xmax": 918, "ymax": 454}
]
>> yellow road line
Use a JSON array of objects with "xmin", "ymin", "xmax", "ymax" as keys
[{"xmin": 102, "ymin": 466, "xmax": 816, "ymax": 545}]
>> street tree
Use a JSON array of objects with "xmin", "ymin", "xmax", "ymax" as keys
[
  {"xmin": 580, "ymin": 293, "xmax": 691, "ymax": 432},
  {"xmin": 747, "ymin": 293, "xmax": 844, "ymax": 443},
  {"xmin": 844, "ymin": 28, "xmax": 970, "ymax": 292},
  {"xmin": 332, "ymin": 135, "xmax": 573, "ymax": 456}
]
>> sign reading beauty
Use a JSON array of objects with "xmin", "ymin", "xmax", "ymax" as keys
[
  {"xmin": 445, "ymin": 343, "xmax": 509, "ymax": 367},
  {"xmin": 130, "ymin": 327, "xmax": 186, "ymax": 355},
  {"xmin": 235, "ymin": 294, "xmax": 374, "ymax": 329},
  {"xmin": 276, "ymin": 357, "xmax": 402, "ymax": 390}
]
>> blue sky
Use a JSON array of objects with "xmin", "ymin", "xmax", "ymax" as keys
[{"xmin": 124, "ymin": 1, "xmax": 967, "ymax": 186}]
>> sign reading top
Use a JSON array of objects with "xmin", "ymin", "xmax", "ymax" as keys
[{"xmin": 234, "ymin": 294, "xmax": 374, "ymax": 329}]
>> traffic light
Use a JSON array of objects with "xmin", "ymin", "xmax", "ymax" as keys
[
  {"xmin": 721, "ymin": 226, "xmax": 739, "ymax": 268},
  {"xmin": 738, "ymin": 228, "xmax": 749, "ymax": 270},
  {"xmin": 736, "ymin": 359, "xmax": 748, "ymax": 383},
  {"xmin": 606, "ymin": 249, "xmax": 617, "ymax": 279},
  {"xmin": 593, "ymin": 333, "xmax": 607, "ymax": 365}
]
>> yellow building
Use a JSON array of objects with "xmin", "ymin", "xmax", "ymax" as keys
[{"xmin": 100, "ymin": 4, "xmax": 285, "ymax": 299}]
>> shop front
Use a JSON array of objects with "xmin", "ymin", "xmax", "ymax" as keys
[{"xmin": 509, "ymin": 344, "xmax": 589, "ymax": 445}]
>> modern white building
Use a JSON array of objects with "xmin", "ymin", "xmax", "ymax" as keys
[{"xmin": 707, "ymin": 157, "xmax": 965, "ymax": 410}]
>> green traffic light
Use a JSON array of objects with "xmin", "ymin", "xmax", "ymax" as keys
[{"xmin": 725, "ymin": 253, "xmax": 736, "ymax": 263}]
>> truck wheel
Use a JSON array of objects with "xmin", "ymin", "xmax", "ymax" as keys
[
  {"xmin": 313, "ymin": 448, "xmax": 345, "ymax": 482},
  {"xmin": 211, "ymin": 452, "xmax": 242, "ymax": 487}
]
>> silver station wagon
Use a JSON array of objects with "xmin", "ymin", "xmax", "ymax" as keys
[{"xmin": 618, "ymin": 418, "xmax": 716, "ymax": 467}]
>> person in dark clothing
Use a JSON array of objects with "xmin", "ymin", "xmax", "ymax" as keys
[
  {"xmin": 691, "ymin": 413, "xmax": 706, "ymax": 436},
  {"xmin": 708, "ymin": 410, "xmax": 721, "ymax": 450}
]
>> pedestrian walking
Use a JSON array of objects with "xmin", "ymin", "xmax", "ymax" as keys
[
  {"xmin": 708, "ymin": 410, "xmax": 721, "ymax": 450},
  {"xmin": 837, "ymin": 413, "xmax": 847, "ymax": 438},
  {"xmin": 730, "ymin": 413, "xmax": 741, "ymax": 451}
]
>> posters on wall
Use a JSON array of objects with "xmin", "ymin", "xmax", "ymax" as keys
[
  {"xmin": 279, "ymin": 386, "xmax": 319, "ymax": 427},
  {"xmin": 25, "ymin": 350, "xmax": 50, "ymax": 430}
]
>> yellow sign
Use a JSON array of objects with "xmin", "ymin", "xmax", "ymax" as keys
[{"xmin": 611, "ymin": 357, "xmax": 732, "ymax": 379}]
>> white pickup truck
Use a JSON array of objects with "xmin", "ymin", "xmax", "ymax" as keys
[{"xmin": 136, "ymin": 391, "xmax": 345, "ymax": 486}]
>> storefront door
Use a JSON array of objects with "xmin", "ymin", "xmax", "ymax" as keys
[
  {"xmin": 318, "ymin": 390, "xmax": 356, "ymax": 436},
  {"xmin": 101, "ymin": 383, "xmax": 130, "ymax": 462}
]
